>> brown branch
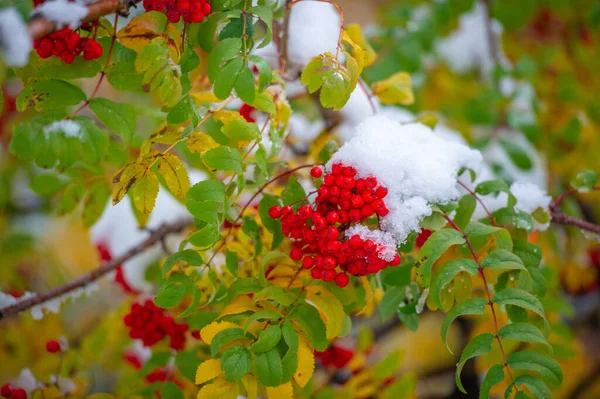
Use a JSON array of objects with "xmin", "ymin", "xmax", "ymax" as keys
[
  {"xmin": 550, "ymin": 212, "xmax": 600, "ymax": 235},
  {"xmin": 481, "ymin": 0, "xmax": 501, "ymax": 65},
  {"xmin": 0, "ymin": 218, "xmax": 192, "ymax": 320},
  {"xmin": 27, "ymin": 0, "xmax": 142, "ymax": 41}
]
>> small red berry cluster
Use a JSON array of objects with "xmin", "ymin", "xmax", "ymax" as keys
[
  {"xmin": 268, "ymin": 164, "xmax": 400, "ymax": 287},
  {"xmin": 143, "ymin": 0, "xmax": 212, "ymax": 23},
  {"xmin": 34, "ymin": 28, "xmax": 103, "ymax": 64},
  {"xmin": 1, "ymin": 385, "xmax": 26, "ymax": 399},
  {"xmin": 124, "ymin": 300, "xmax": 189, "ymax": 350},
  {"xmin": 315, "ymin": 345, "xmax": 354, "ymax": 369}
]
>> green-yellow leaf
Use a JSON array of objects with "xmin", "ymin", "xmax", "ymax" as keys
[
  {"xmin": 132, "ymin": 172, "xmax": 159, "ymax": 215},
  {"xmin": 371, "ymin": 72, "xmax": 414, "ymax": 105},
  {"xmin": 158, "ymin": 154, "xmax": 190, "ymax": 200}
]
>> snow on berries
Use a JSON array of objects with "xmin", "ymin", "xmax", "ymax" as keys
[
  {"xmin": 328, "ymin": 115, "xmax": 484, "ymax": 243},
  {"xmin": 269, "ymin": 163, "xmax": 401, "ymax": 286},
  {"xmin": 123, "ymin": 300, "xmax": 189, "ymax": 350},
  {"xmin": 143, "ymin": 0, "xmax": 212, "ymax": 24}
]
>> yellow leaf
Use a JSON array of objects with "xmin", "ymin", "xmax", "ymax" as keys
[
  {"xmin": 111, "ymin": 163, "xmax": 138, "ymax": 205},
  {"xmin": 191, "ymin": 91, "xmax": 221, "ymax": 104},
  {"xmin": 346, "ymin": 24, "xmax": 377, "ymax": 67},
  {"xmin": 200, "ymin": 321, "xmax": 241, "ymax": 345},
  {"xmin": 294, "ymin": 333, "xmax": 315, "ymax": 387},
  {"xmin": 186, "ymin": 132, "xmax": 220, "ymax": 155},
  {"xmin": 306, "ymin": 285, "xmax": 344, "ymax": 339},
  {"xmin": 241, "ymin": 375, "xmax": 258, "ymax": 399},
  {"xmin": 213, "ymin": 110, "xmax": 244, "ymax": 125},
  {"xmin": 266, "ymin": 382, "xmax": 293, "ymax": 399},
  {"xmin": 195, "ymin": 359, "xmax": 221, "ymax": 385},
  {"xmin": 347, "ymin": 352, "xmax": 366, "ymax": 372},
  {"xmin": 371, "ymin": 72, "xmax": 414, "ymax": 105},
  {"xmin": 117, "ymin": 13, "xmax": 180, "ymax": 61},
  {"xmin": 415, "ymin": 113, "xmax": 439, "ymax": 130},
  {"xmin": 274, "ymin": 97, "xmax": 291, "ymax": 127},
  {"xmin": 341, "ymin": 31, "xmax": 365, "ymax": 74},
  {"xmin": 158, "ymin": 153, "xmax": 190, "ymax": 200},
  {"xmin": 220, "ymin": 295, "xmax": 258, "ymax": 318},
  {"xmin": 356, "ymin": 276, "xmax": 375, "ymax": 316},
  {"xmin": 197, "ymin": 377, "xmax": 239, "ymax": 399},
  {"xmin": 132, "ymin": 172, "xmax": 159, "ymax": 215}
]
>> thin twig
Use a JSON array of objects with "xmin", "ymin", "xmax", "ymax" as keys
[
  {"xmin": 457, "ymin": 179, "xmax": 498, "ymax": 226},
  {"xmin": 481, "ymin": 0, "xmax": 501, "ymax": 65},
  {"xmin": 0, "ymin": 218, "xmax": 192, "ymax": 320},
  {"xmin": 550, "ymin": 212, "xmax": 600, "ymax": 235},
  {"xmin": 27, "ymin": 0, "xmax": 141, "ymax": 41}
]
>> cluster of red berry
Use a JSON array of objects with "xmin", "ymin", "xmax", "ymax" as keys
[
  {"xmin": 123, "ymin": 300, "xmax": 189, "ymax": 350},
  {"xmin": 315, "ymin": 345, "xmax": 354, "ymax": 369},
  {"xmin": 268, "ymin": 164, "xmax": 400, "ymax": 287},
  {"xmin": 143, "ymin": 0, "xmax": 212, "ymax": 23},
  {"xmin": 0, "ymin": 385, "xmax": 26, "ymax": 399},
  {"xmin": 33, "ymin": 28, "xmax": 103, "ymax": 64}
]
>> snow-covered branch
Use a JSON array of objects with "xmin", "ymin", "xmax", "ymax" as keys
[{"xmin": 0, "ymin": 218, "xmax": 192, "ymax": 320}]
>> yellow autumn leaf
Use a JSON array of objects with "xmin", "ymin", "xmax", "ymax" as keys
[
  {"xmin": 186, "ymin": 132, "xmax": 220, "ymax": 155},
  {"xmin": 197, "ymin": 377, "xmax": 239, "ymax": 399},
  {"xmin": 306, "ymin": 286, "xmax": 344, "ymax": 339},
  {"xmin": 266, "ymin": 382, "xmax": 293, "ymax": 399},
  {"xmin": 346, "ymin": 24, "xmax": 377, "ymax": 67},
  {"xmin": 117, "ymin": 13, "xmax": 180, "ymax": 61},
  {"xmin": 415, "ymin": 113, "xmax": 439, "ymax": 130},
  {"xmin": 132, "ymin": 172, "xmax": 159, "ymax": 215},
  {"xmin": 219, "ymin": 295, "xmax": 258, "ymax": 318},
  {"xmin": 158, "ymin": 153, "xmax": 190, "ymax": 200},
  {"xmin": 213, "ymin": 109, "xmax": 244, "ymax": 125},
  {"xmin": 347, "ymin": 352, "xmax": 367, "ymax": 372},
  {"xmin": 200, "ymin": 321, "xmax": 241, "ymax": 345},
  {"xmin": 356, "ymin": 276, "xmax": 375, "ymax": 316},
  {"xmin": 195, "ymin": 359, "xmax": 221, "ymax": 385},
  {"xmin": 294, "ymin": 333, "xmax": 315, "ymax": 388},
  {"xmin": 371, "ymin": 72, "xmax": 415, "ymax": 105},
  {"xmin": 241, "ymin": 374, "xmax": 258, "ymax": 399},
  {"xmin": 274, "ymin": 97, "xmax": 291, "ymax": 127},
  {"xmin": 191, "ymin": 91, "xmax": 221, "ymax": 104}
]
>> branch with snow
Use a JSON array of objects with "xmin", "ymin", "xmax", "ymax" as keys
[{"xmin": 0, "ymin": 218, "xmax": 192, "ymax": 320}]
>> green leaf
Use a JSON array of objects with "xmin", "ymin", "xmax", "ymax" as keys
[
  {"xmin": 250, "ymin": 325, "xmax": 282, "ymax": 353},
  {"xmin": 475, "ymin": 179, "xmax": 510, "ymax": 196},
  {"xmin": 513, "ymin": 241, "xmax": 542, "ymax": 268},
  {"xmin": 16, "ymin": 79, "xmax": 86, "ymax": 111},
  {"xmin": 234, "ymin": 65, "xmax": 256, "ymax": 104},
  {"xmin": 187, "ymin": 179, "xmax": 226, "ymax": 203},
  {"xmin": 211, "ymin": 328, "xmax": 246, "ymax": 355},
  {"xmin": 415, "ymin": 229, "xmax": 466, "ymax": 287},
  {"xmin": 249, "ymin": 5, "xmax": 273, "ymax": 48},
  {"xmin": 493, "ymin": 288, "xmax": 545, "ymax": 321},
  {"xmin": 175, "ymin": 350, "xmax": 201, "ymax": 381},
  {"xmin": 220, "ymin": 345, "xmax": 252, "ymax": 382},
  {"xmin": 441, "ymin": 298, "xmax": 487, "ymax": 353},
  {"xmin": 454, "ymin": 195, "xmax": 476, "ymax": 230},
  {"xmin": 249, "ymin": 55, "xmax": 272, "ymax": 92},
  {"xmin": 160, "ymin": 382, "xmax": 184, "ymax": 399},
  {"xmin": 222, "ymin": 118, "xmax": 260, "ymax": 142},
  {"xmin": 281, "ymin": 347, "xmax": 298, "ymax": 383},
  {"xmin": 381, "ymin": 374, "xmax": 416, "ymax": 399},
  {"xmin": 189, "ymin": 222, "xmax": 219, "ymax": 248},
  {"xmin": 207, "ymin": 38, "xmax": 242, "ymax": 82},
  {"xmin": 479, "ymin": 364, "xmax": 505, "ymax": 399},
  {"xmin": 378, "ymin": 287, "xmax": 405, "ymax": 321},
  {"xmin": 282, "ymin": 320, "xmax": 299, "ymax": 352},
  {"xmin": 493, "ymin": 208, "xmax": 534, "ymax": 232},
  {"xmin": 482, "ymin": 250, "xmax": 527, "ymax": 272},
  {"xmin": 154, "ymin": 279, "xmax": 188, "ymax": 309},
  {"xmin": 430, "ymin": 259, "xmax": 479, "ymax": 309},
  {"xmin": 254, "ymin": 348, "xmax": 283, "ymax": 387},
  {"xmin": 214, "ymin": 57, "xmax": 243, "ymax": 99},
  {"xmin": 281, "ymin": 176, "xmax": 306, "ymax": 209},
  {"xmin": 465, "ymin": 222, "xmax": 513, "ymax": 251},
  {"xmin": 253, "ymin": 286, "xmax": 296, "ymax": 306},
  {"xmin": 498, "ymin": 323, "xmax": 552, "ymax": 353},
  {"xmin": 225, "ymin": 250, "xmax": 239, "ymax": 277},
  {"xmin": 180, "ymin": 45, "xmax": 201, "ymax": 74},
  {"xmin": 570, "ymin": 170, "xmax": 598, "ymax": 192},
  {"xmin": 507, "ymin": 350, "xmax": 563, "ymax": 384},
  {"xmin": 456, "ymin": 333, "xmax": 495, "ymax": 393},
  {"xmin": 31, "ymin": 173, "xmax": 67, "ymax": 196},
  {"xmin": 88, "ymin": 98, "xmax": 136, "ymax": 142},
  {"xmin": 244, "ymin": 309, "xmax": 282, "ymax": 331},
  {"xmin": 513, "ymin": 375, "xmax": 551, "ymax": 399},
  {"xmin": 289, "ymin": 302, "xmax": 328, "ymax": 351},
  {"xmin": 162, "ymin": 249, "xmax": 203, "ymax": 274},
  {"xmin": 203, "ymin": 146, "xmax": 243, "ymax": 173},
  {"xmin": 167, "ymin": 95, "xmax": 197, "ymax": 125},
  {"xmin": 500, "ymin": 139, "xmax": 533, "ymax": 170}
]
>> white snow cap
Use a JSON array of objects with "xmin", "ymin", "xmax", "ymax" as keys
[
  {"xmin": 33, "ymin": 0, "xmax": 90, "ymax": 30},
  {"xmin": 0, "ymin": 8, "xmax": 32, "ymax": 67},
  {"xmin": 329, "ymin": 115, "xmax": 483, "ymax": 242},
  {"xmin": 436, "ymin": 3, "xmax": 510, "ymax": 74},
  {"xmin": 511, "ymin": 181, "xmax": 551, "ymax": 231},
  {"xmin": 44, "ymin": 120, "xmax": 83, "ymax": 138},
  {"xmin": 287, "ymin": 0, "xmax": 340, "ymax": 73},
  {"xmin": 345, "ymin": 224, "xmax": 397, "ymax": 262}
]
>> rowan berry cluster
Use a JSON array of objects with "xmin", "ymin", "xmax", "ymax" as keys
[
  {"xmin": 315, "ymin": 345, "xmax": 354, "ymax": 369},
  {"xmin": 123, "ymin": 300, "xmax": 189, "ymax": 350},
  {"xmin": 268, "ymin": 164, "xmax": 400, "ymax": 287},
  {"xmin": 0, "ymin": 385, "xmax": 26, "ymax": 399},
  {"xmin": 33, "ymin": 28, "xmax": 103, "ymax": 64},
  {"xmin": 143, "ymin": 0, "xmax": 212, "ymax": 23}
]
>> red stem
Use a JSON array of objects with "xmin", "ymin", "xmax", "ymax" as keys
[{"xmin": 457, "ymin": 179, "xmax": 498, "ymax": 226}]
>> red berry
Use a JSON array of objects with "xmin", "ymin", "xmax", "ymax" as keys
[
  {"xmin": 46, "ymin": 339, "xmax": 61, "ymax": 353},
  {"xmin": 268, "ymin": 205, "xmax": 281, "ymax": 219},
  {"xmin": 1, "ymin": 384, "xmax": 12, "ymax": 399},
  {"xmin": 334, "ymin": 273, "xmax": 350, "ymax": 287},
  {"xmin": 290, "ymin": 248, "xmax": 303, "ymax": 261},
  {"xmin": 203, "ymin": 2, "xmax": 211, "ymax": 14},
  {"xmin": 281, "ymin": 206, "xmax": 293, "ymax": 217},
  {"xmin": 321, "ymin": 269, "xmax": 335, "ymax": 282},
  {"xmin": 326, "ymin": 211, "xmax": 339, "ymax": 225},
  {"xmin": 332, "ymin": 163, "xmax": 343, "ymax": 175},
  {"xmin": 166, "ymin": 9, "xmax": 180, "ymax": 22},
  {"xmin": 361, "ymin": 205, "xmax": 374, "ymax": 218},
  {"xmin": 302, "ymin": 256, "xmax": 314, "ymax": 269},
  {"xmin": 390, "ymin": 254, "xmax": 401, "ymax": 266},
  {"xmin": 350, "ymin": 195, "xmax": 364, "ymax": 208},
  {"xmin": 375, "ymin": 186, "xmax": 388, "ymax": 198},
  {"xmin": 191, "ymin": 330, "xmax": 202, "ymax": 339},
  {"xmin": 311, "ymin": 267, "xmax": 323, "ymax": 279},
  {"xmin": 11, "ymin": 389, "xmax": 26, "ymax": 399},
  {"xmin": 310, "ymin": 167, "xmax": 323, "ymax": 178}
]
